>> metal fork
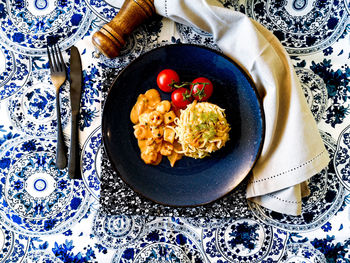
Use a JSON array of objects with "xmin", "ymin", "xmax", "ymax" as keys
[{"xmin": 47, "ymin": 44, "xmax": 67, "ymax": 169}]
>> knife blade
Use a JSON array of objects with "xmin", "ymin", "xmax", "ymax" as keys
[{"xmin": 68, "ymin": 46, "xmax": 83, "ymax": 179}]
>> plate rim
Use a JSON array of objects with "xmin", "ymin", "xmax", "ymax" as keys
[{"xmin": 102, "ymin": 43, "xmax": 266, "ymax": 207}]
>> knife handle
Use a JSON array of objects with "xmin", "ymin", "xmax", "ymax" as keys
[
  {"xmin": 68, "ymin": 113, "xmax": 81, "ymax": 179},
  {"xmin": 92, "ymin": 0, "xmax": 155, "ymax": 58}
]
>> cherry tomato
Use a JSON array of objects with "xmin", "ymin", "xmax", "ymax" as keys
[
  {"xmin": 191, "ymin": 77, "xmax": 213, "ymax": 101},
  {"xmin": 156, "ymin": 69, "xmax": 180, "ymax": 92},
  {"xmin": 171, "ymin": 88, "xmax": 192, "ymax": 108}
]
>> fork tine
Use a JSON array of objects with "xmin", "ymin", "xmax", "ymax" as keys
[
  {"xmin": 51, "ymin": 45, "xmax": 58, "ymax": 72},
  {"xmin": 47, "ymin": 45, "xmax": 54, "ymax": 71},
  {"xmin": 53, "ymin": 44, "xmax": 61, "ymax": 71},
  {"xmin": 56, "ymin": 44, "xmax": 65, "ymax": 73}
]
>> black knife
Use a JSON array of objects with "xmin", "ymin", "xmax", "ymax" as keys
[{"xmin": 68, "ymin": 46, "xmax": 83, "ymax": 179}]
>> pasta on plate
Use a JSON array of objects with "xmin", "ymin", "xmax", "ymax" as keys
[
  {"xmin": 130, "ymin": 89, "xmax": 230, "ymax": 166},
  {"xmin": 174, "ymin": 100, "xmax": 230, "ymax": 159},
  {"xmin": 130, "ymin": 89, "xmax": 183, "ymax": 167}
]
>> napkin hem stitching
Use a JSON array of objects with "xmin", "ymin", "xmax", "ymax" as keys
[
  {"xmin": 267, "ymin": 193, "xmax": 301, "ymax": 204},
  {"xmin": 250, "ymin": 150, "xmax": 326, "ymax": 183},
  {"xmin": 165, "ymin": 0, "xmax": 168, "ymax": 17}
]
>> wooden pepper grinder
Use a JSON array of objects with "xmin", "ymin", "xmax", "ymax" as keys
[{"xmin": 92, "ymin": 0, "xmax": 155, "ymax": 59}]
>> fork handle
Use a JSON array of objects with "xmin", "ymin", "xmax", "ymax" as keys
[
  {"xmin": 56, "ymin": 95, "xmax": 67, "ymax": 169},
  {"xmin": 68, "ymin": 112, "xmax": 81, "ymax": 179}
]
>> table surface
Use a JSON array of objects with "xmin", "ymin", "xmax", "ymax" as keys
[{"xmin": 0, "ymin": 0, "xmax": 350, "ymax": 262}]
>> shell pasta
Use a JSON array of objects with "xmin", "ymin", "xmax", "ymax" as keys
[{"xmin": 130, "ymin": 89, "xmax": 183, "ymax": 167}]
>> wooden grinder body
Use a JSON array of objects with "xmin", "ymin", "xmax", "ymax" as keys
[{"xmin": 92, "ymin": 0, "xmax": 155, "ymax": 58}]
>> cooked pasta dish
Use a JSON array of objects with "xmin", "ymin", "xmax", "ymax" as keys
[
  {"xmin": 130, "ymin": 89, "xmax": 230, "ymax": 166},
  {"xmin": 130, "ymin": 89, "xmax": 183, "ymax": 167},
  {"xmin": 174, "ymin": 101, "xmax": 230, "ymax": 159}
]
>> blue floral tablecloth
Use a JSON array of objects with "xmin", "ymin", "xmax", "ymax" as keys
[{"xmin": 0, "ymin": 0, "xmax": 349, "ymax": 262}]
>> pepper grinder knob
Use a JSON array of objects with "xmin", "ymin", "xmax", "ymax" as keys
[{"xmin": 92, "ymin": 0, "xmax": 155, "ymax": 59}]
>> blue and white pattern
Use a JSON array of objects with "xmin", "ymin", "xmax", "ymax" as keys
[
  {"xmin": 0, "ymin": 136, "xmax": 91, "ymax": 236},
  {"xmin": 335, "ymin": 124, "xmax": 350, "ymax": 191},
  {"xmin": 84, "ymin": 0, "xmax": 121, "ymax": 22},
  {"xmin": 246, "ymin": 0, "xmax": 349, "ymax": 54},
  {"xmin": 82, "ymin": 126, "xmax": 102, "ymax": 200},
  {"xmin": 8, "ymin": 69, "xmax": 70, "ymax": 136},
  {"xmin": 346, "ymin": 0, "xmax": 350, "ymax": 15},
  {"xmin": 296, "ymin": 68, "xmax": 328, "ymax": 123},
  {"xmin": 0, "ymin": 225, "xmax": 30, "ymax": 262},
  {"xmin": 0, "ymin": 0, "xmax": 93, "ymax": 55},
  {"xmin": 177, "ymin": 23, "xmax": 220, "ymax": 50},
  {"xmin": 202, "ymin": 218, "xmax": 288, "ymax": 262},
  {"xmin": 93, "ymin": 211, "xmax": 145, "ymax": 250},
  {"xmin": 112, "ymin": 219, "xmax": 206, "ymax": 263},
  {"xmin": 23, "ymin": 251, "xmax": 64, "ymax": 263},
  {"xmin": 0, "ymin": 0, "xmax": 349, "ymax": 262},
  {"xmin": 281, "ymin": 243, "xmax": 326, "ymax": 262},
  {"xmin": 0, "ymin": 44, "xmax": 31, "ymax": 100}
]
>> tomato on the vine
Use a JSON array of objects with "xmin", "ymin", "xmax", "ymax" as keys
[
  {"xmin": 191, "ymin": 77, "xmax": 213, "ymax": 101},
  {"xmin": 171, "ymin": 88, "xmax": 192, "ymax": 109},
  {"xmin": 156, "ymin": 69, "xmax": 180, "ymax": 92}
]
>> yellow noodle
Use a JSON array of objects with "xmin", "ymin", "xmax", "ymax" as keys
[{"xmin": 174, "ymin": 101, "xmax": 230, "ymax": 159}]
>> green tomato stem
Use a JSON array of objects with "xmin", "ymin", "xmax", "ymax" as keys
[{"xmin": 170, "ymin": 81, "xmax": 209, "ymax": 100}]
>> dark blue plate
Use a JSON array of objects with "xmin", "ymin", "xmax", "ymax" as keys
[{"xmin": 102, "ymin": 44, "xmax": 265, "ymax": 207}]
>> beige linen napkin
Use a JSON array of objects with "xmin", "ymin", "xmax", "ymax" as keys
[{"xmin": 154, "ymin": 0, "xmax": 330, "ymax": 215}]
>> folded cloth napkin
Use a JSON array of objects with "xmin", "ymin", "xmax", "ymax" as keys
[{"xmin": 154, "ymin": 0, "xmax": 330, "ymax": 215}]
